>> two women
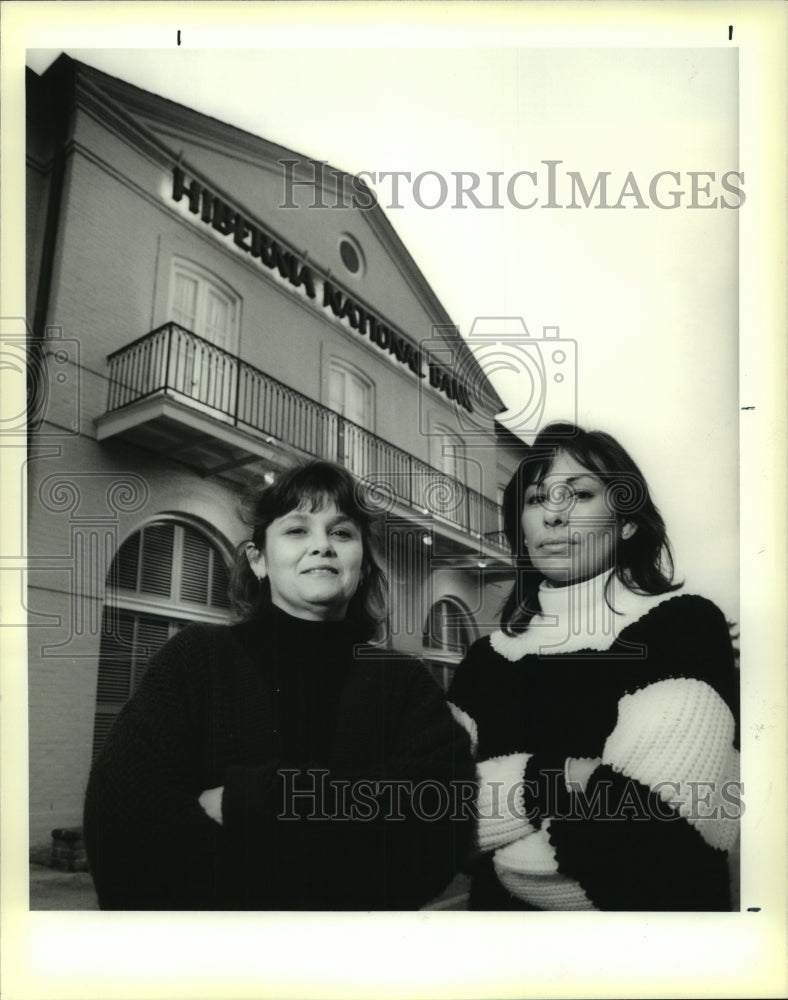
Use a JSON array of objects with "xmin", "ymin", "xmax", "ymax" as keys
[
  {"xmin": 84, "ymin": 461, "xmax": 475, "ymax": 909},
  {"xmin": 86, "ymin": 422, "xmax": 740, "ymax": 911},
  {"xmin": 449, "ymin": 422, "xmax": 740, "ymax": 910}
]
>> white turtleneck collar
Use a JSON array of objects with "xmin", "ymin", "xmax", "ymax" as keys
[{"xmin": 490, "ymin": 570, "xmax": 680, "ymax": 661}]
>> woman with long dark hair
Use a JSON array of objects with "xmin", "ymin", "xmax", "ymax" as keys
[
  {"xmin": 448, "ymin": 422, "xmax": 740, "ymax": 910},
  {"xmin": 85, "ymin": 461, "xmax": 474, "ymax": 909}
]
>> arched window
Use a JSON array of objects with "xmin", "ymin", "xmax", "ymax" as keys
[
  {"xmin": 423, "ymin": 597, "xmax": 477, "ymax": 691},
  {"xmin": 169, "ymin": 258, "xmax": 240, "ymax": 352},
  {"xmin": 167, "ymin": 259, "xmax": 242, "ymax": 416},
  {"xmin": 91, "ymin": 519, "xmax": 233, "ymax": 760}
]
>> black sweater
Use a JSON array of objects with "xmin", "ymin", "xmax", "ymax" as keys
[
  {"xmin": 84, "ymin": 606, "xmax": 474, "ymax": 910},
  {"xmin": 448, "ymin": 582, "xmax": 740, "ymax": 911}
]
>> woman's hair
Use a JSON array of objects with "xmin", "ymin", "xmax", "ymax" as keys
[
  {"xmin": 500, "ymin": 421, "xmax": 681, "ymax": 634},
  {"xmin": 228, "ymin": 460, "xmax": 388, "ymax": 639}
]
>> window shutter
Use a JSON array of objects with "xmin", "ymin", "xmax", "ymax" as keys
[
  {"xmin": 210, "ymin": 554, "xmax": 231, "ymax": 609},
  {"xmin": 180, "ymin": 526, "xmax": 211, "ymax": 605},
  {"xmin": 132, "ymin": 616, "xmax": 172, "ymax": 693},
  {"xmin": 96, "ymin": 610, "xmax": 135, "ymax": 704},
  {"xmin": 91, "ymin": 713, "xmax": 118, "ymax": 762},
  {"xmin": 93, "ymin": 520, "xmax": 233, "ymax": 759},
  {"xmin": 93, "ymin": 612, "xmax": 184, "ymax": 760},
  {"xmin": 109, "ymin": 532, "xmax": 140, "ymax": 591},
  {"xmin": 139, "ymin": 523, "xmax": 174, "ymax": 597}
]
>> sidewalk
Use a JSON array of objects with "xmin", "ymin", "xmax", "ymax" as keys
[{"xmin": 29, "ymin": 864, "xmax": 99, "ymax": 910}]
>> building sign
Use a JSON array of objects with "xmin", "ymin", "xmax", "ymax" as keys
[
  {"xmin": 171, "ymin": 167, "xmax": 316, "ymax": 298},
  {"xmin": 171, "ymin": 166, "xmax": 473, "ymax": 412}
]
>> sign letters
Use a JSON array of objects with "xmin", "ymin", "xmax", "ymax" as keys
[{"xmin": 171, "ymin": 166, "xmax": 472, "ymax": 412}]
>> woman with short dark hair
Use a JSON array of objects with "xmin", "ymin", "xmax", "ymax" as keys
[
  {"xmin": 228, "ymin": 458, "xmax": 388, "ymax": 637},
  {"xmin": 85, "ymin": 460, "xmax": 474, "ymax": 909},
  {"xmin": 449, "ymin": 422, "xmax": 740, "ymax": 911}
]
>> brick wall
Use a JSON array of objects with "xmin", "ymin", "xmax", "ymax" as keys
[{"xmin": 26, "ymin": 430, "xmax": 247, "ymax": 850}]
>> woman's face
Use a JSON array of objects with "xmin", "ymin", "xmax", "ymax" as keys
[
  {"xmin": 247, "ymin": 500, "xmax": 364, "ymax": 620},
  {"xmin": 521, "ymin": 451, "xmax": 634, "ymax": 587}
]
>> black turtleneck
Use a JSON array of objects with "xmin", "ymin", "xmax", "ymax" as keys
[
  {"xmin": 84, "ymin": 604, "xmax": 475, "ymax": 910},
  {"xmin": 253, "ymin": 604, "xmax": 355, "ymax": 762}
]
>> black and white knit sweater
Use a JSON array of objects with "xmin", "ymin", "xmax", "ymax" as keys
[
  {"xmin": 448, "ymin": 572, "xmax": 740, "ymax": 911},
  {"xmin": 84, "ymin": 605, "xmax": 474, "ymax": 910}
]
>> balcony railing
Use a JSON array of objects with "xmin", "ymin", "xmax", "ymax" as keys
[{"xmin": 106, "ymin": 323, "xmax": 508, "ymax": 550}]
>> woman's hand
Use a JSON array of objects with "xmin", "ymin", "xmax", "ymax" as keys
[{"xmin": 198, "ymin": 786, "xmax": 224, "ymax": 825}]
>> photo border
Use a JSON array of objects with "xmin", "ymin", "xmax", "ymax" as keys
[{"xmin": 2, "ymin": 2, "xmax": 786, "ymax": 998}]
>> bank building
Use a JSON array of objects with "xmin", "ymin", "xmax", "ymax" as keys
[{"xmin": 24, "ymin": 55, "xmax": 527, "ymax": 861}]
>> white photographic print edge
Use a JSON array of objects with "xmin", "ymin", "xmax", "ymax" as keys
[{"xmin": 1, "ymin": 2, "xmax": 786, "ymax": 999}]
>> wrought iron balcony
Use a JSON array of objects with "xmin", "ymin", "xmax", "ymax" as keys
[{"xmin": 99, "ymin": 323, "xmax": 509, "ymax": 555}]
